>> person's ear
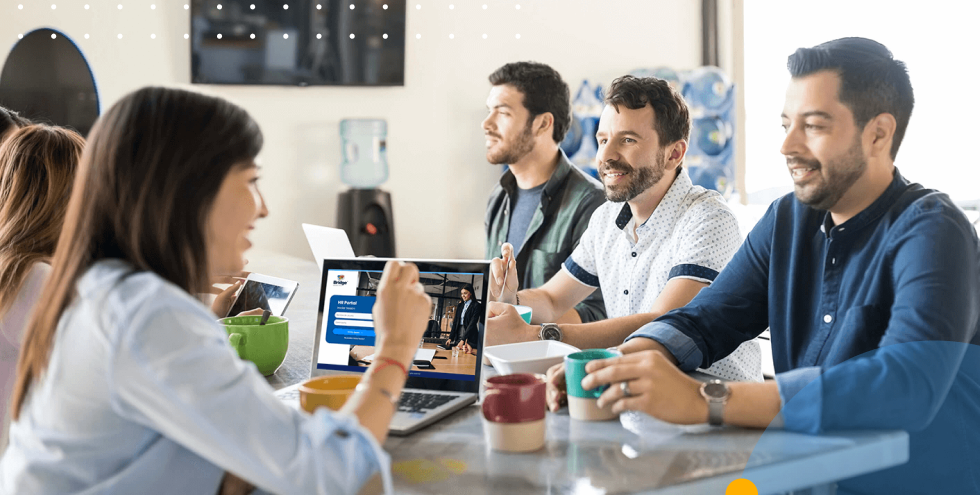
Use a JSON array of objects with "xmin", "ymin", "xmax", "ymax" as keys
[
  {"xmin": 867, "ymin": 113, "xmax": 896, "ymax": 159},
  {"xmin": 534, "ymin": 112, "xmax": 554, "ymax": 139},
  {"xmin": 666, "ymin": 140, "xmax": 687, "ymax": 170}
]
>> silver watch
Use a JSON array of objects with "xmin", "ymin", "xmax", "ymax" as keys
[
  {"xmin": 699, "ymin": 379, "xmax": 730, "ymax": 426},
  {"xmin": 538, "ymin": 323, "xmax": 562, "ymax": 341}
]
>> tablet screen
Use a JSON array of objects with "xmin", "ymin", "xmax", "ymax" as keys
[{"xmin": 228, "ymin": 280, "xmax": 295, "ymax": 316}]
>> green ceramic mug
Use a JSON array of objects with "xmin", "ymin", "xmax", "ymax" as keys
[
  {"xmin": 219, "ymin": 315, "xmax": 289, "ymax": 376},
  {"xmin": 513, "ymin": 304, "xmax": 533, "ymax": 324},
  {"xmin": 564, "ymin": 348, "xmax": 622, "ymax": 421}
]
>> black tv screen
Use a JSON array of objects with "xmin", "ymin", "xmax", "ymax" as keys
[{"xmin": 191, "ymin": 0, "xmax": 405, "ymax": 86}]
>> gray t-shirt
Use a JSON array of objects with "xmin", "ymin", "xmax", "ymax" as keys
[{"xmin": 506, "ymin": 183, "xmax": 545, "ymax": 253}]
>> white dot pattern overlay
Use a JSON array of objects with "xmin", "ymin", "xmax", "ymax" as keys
[{"xmin": 564, "ymin": 167, "xmax": 762, "ymax": 381}]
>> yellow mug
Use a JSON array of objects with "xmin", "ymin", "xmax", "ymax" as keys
[{"xmin": 299, "ymin": 375, "xmax": 362, "ymax": 413}]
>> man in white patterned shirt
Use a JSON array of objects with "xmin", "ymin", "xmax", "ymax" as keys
[{"xmin": 486, "ymin": 75, "xmax": 761, "ymax": 383}]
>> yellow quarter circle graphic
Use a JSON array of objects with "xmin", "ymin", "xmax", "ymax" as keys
[{"xmin": 726, "ymin": 478, "xmax": 759, "ymax": 495}]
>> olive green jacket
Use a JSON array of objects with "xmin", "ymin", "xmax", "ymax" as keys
[{"xmin": 484, "ymin": 151, "xmax": 607, "ymax": 323}]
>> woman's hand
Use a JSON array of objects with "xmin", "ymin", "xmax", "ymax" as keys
[
  {"xmin": 580, "ymin": 350, "xmax": 707, "ymax": 425},
  {"xmin": 372, "ymin": 261, "xmax": 431, "ymax": 362},
  {"xmin": 235, "ymin": 308, "xmax": 266, "ymax": 317},
  {"xmin": 208, "ymin": 273, "xmax": 249, "ymax": 317},
  {"xmin": 218, "ymin": 471, "xmax": 254, "ymax": 495}
]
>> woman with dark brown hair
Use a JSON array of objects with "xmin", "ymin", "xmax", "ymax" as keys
[
  {"xmin": 0, "ymin": 87, "xmax": 431, "ymax": 494},
  {"xmin": 0, "ymin": 125, "xmax": 84, "ymax": 454}
]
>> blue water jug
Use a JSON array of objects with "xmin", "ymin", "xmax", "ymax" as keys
[
  {"xmin": 684, "ymin": 67, "xmax": 733, "ymax": 111},
  {"xmin": 691, "ymin": 116, "xmax": 732, "ymax": 156},
  {"xmin": 340, "ymin": 119, "xmax": 388, "ymax": 188}
]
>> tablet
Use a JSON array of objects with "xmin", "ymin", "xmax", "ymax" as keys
[{"xmin": 226, "ymin": 273, "xmax": 300, "ymax": 317}]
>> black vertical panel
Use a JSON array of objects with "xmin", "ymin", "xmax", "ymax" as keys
[
  {"xmin": 0, "ymin": 28, "xmax": 100, "ymax": 136},
  {"xmin": 701, "ymin": 0, "xmax": 719, "ymax": 67}
]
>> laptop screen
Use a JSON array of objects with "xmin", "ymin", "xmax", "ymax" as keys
[{"xmin": 314, "ymin": 258, "xmax": 489, "ymax": 393}]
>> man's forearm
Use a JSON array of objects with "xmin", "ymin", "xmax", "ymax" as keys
[
  {"xmin": 518, "ymin": 288, "xmax": 569, "ymax": 324},
  {"xmin": 558, "ymin": 313, "xmax": 662, "ymax": 350},
  {"xmin": 724, "ymin": 381, "xmax": 782, "ymax": 428}
]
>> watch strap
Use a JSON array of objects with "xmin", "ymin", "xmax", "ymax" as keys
[
  {"xmin": 701, "ymin": 379, "xmax": 729, "ymax": 426},
  {"xmin": 707, "ymin": 400, "xmax": 725, "ymax": 426}
]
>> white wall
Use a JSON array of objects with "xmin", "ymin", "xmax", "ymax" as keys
[{"xmin": 0, "ymin": 0, "xmax": 702, "ymax": 260}]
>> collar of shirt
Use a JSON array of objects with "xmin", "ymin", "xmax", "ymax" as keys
[
  {"xmin": 614, "ymin": 167, "xmax": 694, "ymax": 243},
  {"xmin": 819, "ymin": 168, "xmax": 908, "ymax": 238},
  {"xmin": 499, "ymin": 149, "xmax": 575, "ymax": 210}
]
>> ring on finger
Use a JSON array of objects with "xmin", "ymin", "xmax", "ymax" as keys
[{"xmin": 620, "ymin": 380, "xmax": 632, "ymax": 397}]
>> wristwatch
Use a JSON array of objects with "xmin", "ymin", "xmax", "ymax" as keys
[
  {"xmin": 538, "ymin": 323, "xmax": 563, "ymax": 341},
  {"xmin": 699, "ymin": 379, "xmax": 730, "ymax": 426}
]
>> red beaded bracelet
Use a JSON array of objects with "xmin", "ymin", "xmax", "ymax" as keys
[{"xmin": 374, "ymin": 356, "xmax": 408, "ymax": 377}]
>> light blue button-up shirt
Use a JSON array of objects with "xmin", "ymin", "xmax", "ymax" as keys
[{"xmin": 0, "ymin": 260, "xmax": 391, "ymax": 494}]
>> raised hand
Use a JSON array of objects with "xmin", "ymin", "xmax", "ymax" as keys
[
  {"xmin": 372, "ymin": 261, "xmax": 432, "ymax": 361},
  {"xmin": 488, "ymin": 242, "xmax": 519, "ymax": 304}
]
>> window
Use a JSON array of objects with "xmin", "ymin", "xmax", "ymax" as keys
[{"xmin": 743, "ymin": 0, "xmax": 979, "ymax": 204}]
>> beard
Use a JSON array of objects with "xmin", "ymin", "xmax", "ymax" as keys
[
  {"xmin": 600, "ymin": 151, "xmax": 666, "ymax": 203},
  {"xmin": 791, "ymin": 137, "xmax": 867, "ymax": 211},
  {"xmin": 486, "ymin": 120, "xmax": 535, "ymax": 165}
]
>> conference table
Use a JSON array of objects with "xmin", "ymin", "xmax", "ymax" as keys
[{"xmin": 249, "ymin": 249, "xmax": 909, "ymax": 494}]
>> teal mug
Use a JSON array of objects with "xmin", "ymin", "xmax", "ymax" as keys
[
  {"xmin": 513, "ymin": 304, "xmax": 533, "ymax": 324},
  {"xmin": 219, "ymin": 315, "xmax": 289, "ymax": 376},
  {"xmin": 564, "ymin": 348, "xmax": 621, "ymax": 421}
]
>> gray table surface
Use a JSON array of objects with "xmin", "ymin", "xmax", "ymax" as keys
[{"xmin": 254, "ymin": 249, "xmax": 910, "ymax": 494}]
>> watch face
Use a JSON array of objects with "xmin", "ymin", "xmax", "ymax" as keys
[
  {"xmin": 542, "ymin": 326, "xmax": 561, "ymax": 340},
  {"xmin": 702, "ymin": 381, "xmax": 728, "ymax": 399}
]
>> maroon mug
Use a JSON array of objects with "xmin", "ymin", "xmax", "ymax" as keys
[{"xmin": 482, "ymin": 373, "xmax": 546, "ymax": 423}]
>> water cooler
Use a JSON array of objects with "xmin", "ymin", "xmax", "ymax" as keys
[{"xmin": 337, "ymin": 119, "xmax": 396, "ymax": 257}]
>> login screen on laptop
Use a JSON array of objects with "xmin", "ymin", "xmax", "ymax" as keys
[{"xmin": 315, "ymin": 260, "xmax": 488, "ymax": 383}]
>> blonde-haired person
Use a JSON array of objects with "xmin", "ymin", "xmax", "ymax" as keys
[
  {"xmin": 0, "ymin": 87, "xmax": 431, "ymax": 495},
  {"xmin": 0, "ymin": 125, "xmax": 84, "ymax": 454}
]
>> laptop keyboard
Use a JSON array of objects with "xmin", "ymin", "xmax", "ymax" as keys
[
  {"xmin": 277, "ymin": 388, "xmax": 459, "ymax": 415},
  {"xmin": 397, "ymin": 392, "xmax": 459, "ymax": 414}
]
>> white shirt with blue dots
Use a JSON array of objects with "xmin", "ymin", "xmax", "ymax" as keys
[{"xmin": 563, "ymin": 167, "xmax": 762, "ymax": 382}]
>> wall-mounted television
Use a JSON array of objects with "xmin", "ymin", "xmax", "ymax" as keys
[{"xmin": 191, "ymin": 0, "xmax": 405, "ymax": 86}]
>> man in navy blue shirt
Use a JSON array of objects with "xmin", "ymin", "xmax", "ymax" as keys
[{"xmin": 563, "ymin": 38, "xmax": 980, "ymax": 493}]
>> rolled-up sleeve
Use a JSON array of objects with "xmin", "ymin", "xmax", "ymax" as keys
[
  {"xmin": 626, "ymin": 321, "xmax": 703, "ymax": 372},
  {"xmin": 110, "ymin": 303, "xmax": 392, "ymax": 495}
]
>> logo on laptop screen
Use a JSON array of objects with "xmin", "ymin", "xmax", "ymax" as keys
[{"xmin": 333, "ymin": 274, "xmax": 348, "ymax": 286}]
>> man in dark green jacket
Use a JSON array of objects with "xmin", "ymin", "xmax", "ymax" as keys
[{"xmin": 482, "ymin": 62, "xmax": 606, "ymax": 323}]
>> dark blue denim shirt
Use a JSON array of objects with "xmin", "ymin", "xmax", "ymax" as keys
[{"xmin": 629, "ymin": 168, "xmax": 980, "ymax": 435}]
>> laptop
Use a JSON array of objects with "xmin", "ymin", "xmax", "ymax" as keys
[
  {"xmin": 275, "ymin": 257, "xmax": 490, "ymax": 436},
  {"xmin": 302, "ymin": 224, "xmax": 356, "ymax": 270}
]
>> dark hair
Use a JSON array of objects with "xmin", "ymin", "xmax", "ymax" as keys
[
  {"xmin": 0, "ymin": 125, "xmax": 84, "ymax": 316},
  {"xmin": 0, "ymin": 106, "xmax": 31, "ymax": 141},
  {"xmin": 488, "ymin": 62, "xmax": 570, "ymax": 143},
  {"xmin": 787, "ymin": 37, "xmax": 914, "ymax": 160},
  {"xmin": 604, "ymin": 75, "xmax": 691, "ymax": 146},
  {"xmin": 461, "ymin": 284, "xmax": 474, "ymax": 295},
  {"xmin": 12, "ymin": 87, "xmax": 263, "ymax": 419}
]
